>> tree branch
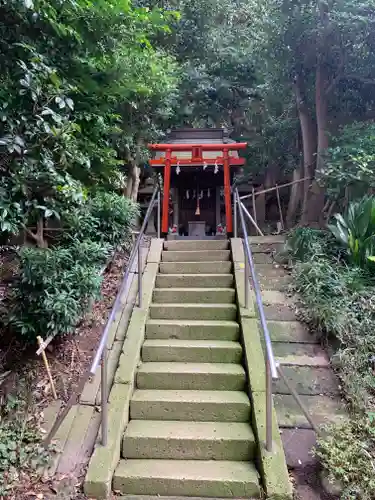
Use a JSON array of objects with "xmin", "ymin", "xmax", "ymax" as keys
[
  {"xmin": 22, "ymin": 217, "xmax": 46, "ymax": 248},
  {"xmin": 330, "ymin": 109, "xmax": 375, "ymax": 129},
  {"xmin": 345, "ymin": 74, "xmax": 375, "ymax": 85}
]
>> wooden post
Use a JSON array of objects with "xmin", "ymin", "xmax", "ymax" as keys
[
  {"xmin": 161, "ymin": 149, "xmax": 172, "ymax": 234},
  {"xmin": 223, "ymin": 149, "xmax": 233, "ymax": 234},
  {"xmin": 37, "ymin": 336, "xmax": 57, "ymax": 400}
]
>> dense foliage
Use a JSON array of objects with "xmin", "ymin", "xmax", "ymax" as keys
[
  {"xmin": 0, "ymin": 0, "xmax": 178, "ymax": 243},
  {"xmin": 3, "ymin": 192, "xmax": 138, "ymax": 341},
  {"xmin": 318, "ymin": 122, "xmax": 375, "ymax": 202},
  {"xmin": 285, "ymin": 222, "xmax": 375, "ymax": 499},
  {"xmin": 0, "ymin": 0, "xmax": 176, "ymax": 340}
]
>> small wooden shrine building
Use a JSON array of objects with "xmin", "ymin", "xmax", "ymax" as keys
[{"xmin": 149, "ymin": 128, "xmax": 246, "ymax": 238}]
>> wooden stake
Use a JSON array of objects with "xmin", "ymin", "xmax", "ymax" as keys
[
  {"xmin": 275, "ymin": 184, "xmax": 284, "ymax": 230},
  {"xmin": 37, "ymin": 336, "xmax": 57, "ymax": 400}
]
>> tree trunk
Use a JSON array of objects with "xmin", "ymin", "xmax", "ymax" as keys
[
  {"xmin": 294, "ymin": 74, "xmax": 317, "ymax": 224},
  {"xmin": 130, "ymin": 164, "xmax": 141, "ymax": 201},
  {"xmin": 303, "ymin": 62, "xmax": 328, "ymax": 224},
  {"xmin": 125, "ymin": 141, "xmax": 142, "ymax": 201},
  {"xmin": 25, "ymin": 216, "xmax": 47, "ymax": 248},
  {"xmin": 256, "ymin": 163, "xmax": 278, "ymax": 228},
  {"xmin": 125, "ymin": 173, "xmax": 133, "ymax": 198},
  {"xmin": 286, "ymin": 168, "xmax": 301, "ymax": 228},
  {"xmin": 255, "ymin": 187, "xmax": 265, "ymax": 229}
]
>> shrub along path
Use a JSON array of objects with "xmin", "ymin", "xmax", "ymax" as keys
[{"xmin": 250, "ymin": 235, "xmax": 347, "ymax": 499}]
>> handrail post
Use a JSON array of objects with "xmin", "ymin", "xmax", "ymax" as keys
[
  {"xmin": 157, "ymin": 190, "xmax": 161, "ymax": 239},
  {"xmin": 244, "ymin": 240, "xmax": 249, "ymax": 309},
  {"xmin": 265, "ymin": 357, "xmax": 273, "ymax": 452},
  {"xmin": 234, "ymin": 192, "xmax": 238, "ymax": 238},
  {"xmin": 101, "ymin": 347, "xmax": 108, "ymax": 446},
  {"xmin": 138, "ymin": 245, "xmax": 142, "ymax": 308},
  {"xmin": 234, "ymin": 188, "xmax": 320, "ymax": 452}
]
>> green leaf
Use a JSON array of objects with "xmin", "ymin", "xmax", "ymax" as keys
[{"xmin": 65, "ymin": 98, "xmax": 74, "ymax": 110}]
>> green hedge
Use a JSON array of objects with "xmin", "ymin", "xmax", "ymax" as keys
[{"xmin": 6, "ymin": 192, "xmax": 138, "ymax": 341}]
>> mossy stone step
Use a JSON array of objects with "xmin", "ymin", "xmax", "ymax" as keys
[
  {"xmin": 153, "ymin": 288, "xmax": 235, "ymax": 304},
  {"xmin": 145, "ymin": 319, "xmax": 240, "ymax": 341},
  {"xmin": 164, "ymin": 240, "xmax": 229, "ymax": 251},
  {"xmin": 253, "ymin": 264, "xmax": 291, "ymax": 291},
  {"xmin": 273, "ymin": 342, "xmax": 329, "ymax": 367},
  {"xmin": 161, "ymin": 250, "xmax": 231, "ymax": 262},
  {"xmin": 274, "ymin": 394, "xmax": 347, "ymax": 429},
  {"xmin": 263, "ymin": 303, "xmax": 296, "ymax": 321},
  {"xmin": 159, "ymin": 261, "xmax": 232, "ymax": 274},
  {"xmin": 142, "ymin": 339, "xmax": 242, "ymax": 364},
  {"xmin": 150, "ymin": 303, "xmax": 237, "ymax": 321},
  {"xmin": 122, "ymin": 420, "xmax": 256, "ymax": 461},
  {"xmin": 136, "ymin": 362, "xmax": 246, "ymax": 391},
  {"xmin": 113, "ymin": 459, "xmax": 261, "ymax": 498},
  {"xmin": 267, "ymin": 320, "xmax": 317, "ymax": 343},
  {"xmin": 130, "ymin": 390, "xmax": 251, "ymax": 422},
  {"xmin": 156, "ymin": 273, "xmax": 234, "ymax": 289},
  {"xmin": 274, "ymin": 366, "xmax": 340, "ymax": 396}
]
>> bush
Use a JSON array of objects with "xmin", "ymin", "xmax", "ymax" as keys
[
  {"xmin": 62, "ymin": 191, "xmax": 139, "ymax": 247},
  {"xmin": 315, "ymin": 419, "xmax": 375, "ymax": 500},
  {"xmin": 281, "ymin": 227, "xmax": 337, "ymax": 262},
  {"xmin": 328, "ymin": 196, "xmax": 375, "ymax": 269},
  {"xmin": 2, "ymin": 190, "xmax": 138, "ymax": 342},
  {"xmin": 7, "ymin": 240, "xmax": 112, "ymax": 341}
]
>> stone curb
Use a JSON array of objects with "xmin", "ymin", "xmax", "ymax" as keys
[
  {"xmin": 84, "ymin": 238, "xmax": 163, "ymax": 499},
  {"xmin": 230, "ymin": 238, "xmax": 292, "ymax": 500}
]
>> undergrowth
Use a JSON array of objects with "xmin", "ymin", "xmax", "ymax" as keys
[
  {"xmin": 285, "ymin": 227, "xmax": 375, "ymax": 500},
  {"xmin": 0, "ymin": 378, "xmax": 51, "ymax": 497}
]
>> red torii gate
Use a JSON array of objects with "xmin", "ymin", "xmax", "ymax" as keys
[{"xmin": 149, "ymin": 142, "xmax": 247, "ymax": 234}]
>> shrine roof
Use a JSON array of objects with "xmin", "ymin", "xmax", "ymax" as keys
[
  {"xmin": 165, "ymin": 127, "xmax": 233, "ymax": 143},
  {"xmin": 151, "ymin": 128, "xmax": 244, "ymax": 165}
]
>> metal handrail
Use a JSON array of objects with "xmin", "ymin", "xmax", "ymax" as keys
[
  {"xmin": 91, "ymin": 185, "xmax": 160, "ymax": 445},
  {"xmin": 234, "ymin": 188, "xmax": 278, "ymax": 452},
  {"xmin": 233, "ymin": 187, "xmax": 321, "ymax": 447},
  {"xmin": 44, "ymin": 185, "xmax": 161, "ymax": 448}
]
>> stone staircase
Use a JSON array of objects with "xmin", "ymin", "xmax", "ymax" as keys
[{"xmin": 113, "ymin": 239, "xmax": 261, "ymax": 498}]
